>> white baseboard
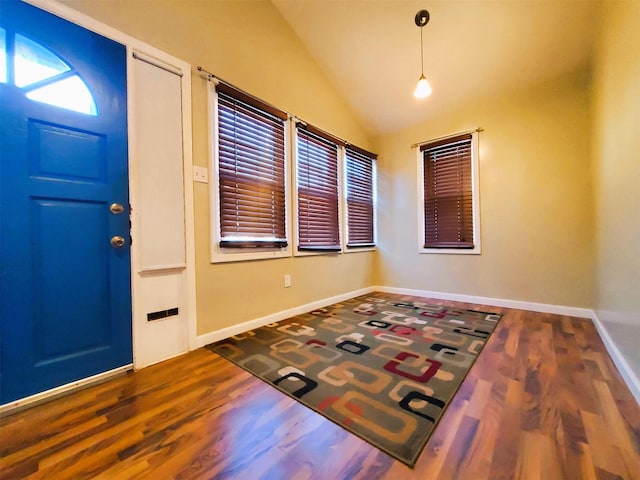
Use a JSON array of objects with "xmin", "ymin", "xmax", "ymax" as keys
[
  {"xmin": 372, "ymin": 285, "xmax": 593, "ymax": 318},
  {"xmin": 196, "ymin": 286, "xmax": 375, "ymax": 347},
  {"xmin": 590, "ymin": 311, "xmax": 640, "ymax": 405}
]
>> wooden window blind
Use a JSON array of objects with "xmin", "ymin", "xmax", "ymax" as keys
[
  {"xmin": 421, "ymin": 133, "xmax": 474, "ymax": 248},
  {"xmin": 216, "ymin": 84, "xmax": 288, "ymax": 248},
  {"xmin": 296, "ymin": 126, "xmax": 341, "ymax": 251},
  {"xmin": 345, "ymin": 146, "xmax": 376, "ymax": 247}
]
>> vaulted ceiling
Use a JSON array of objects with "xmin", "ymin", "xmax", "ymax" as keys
[{"xmin": 271, "ymin": 0, "xmax": 598, "ymax": 134}]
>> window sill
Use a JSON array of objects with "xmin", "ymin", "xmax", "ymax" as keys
[
  {"xmin": 419, "ymin": 246, "xmax": 481, "ymax": 255},
  {"xmin": 211, "ymin": 247, "xmax": 291, "ymax": 263}
]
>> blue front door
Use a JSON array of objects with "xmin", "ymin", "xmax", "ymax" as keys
[{"xmin": 0, "ymin": 1, "xmax": 132, "ymax": 404}]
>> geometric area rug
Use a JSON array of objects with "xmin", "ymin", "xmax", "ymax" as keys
[{"xmin": 206, "ymin": 292, "xmax": 502, "ymax": 467}]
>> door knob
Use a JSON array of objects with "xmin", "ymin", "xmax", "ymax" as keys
[{"xmin": 110, "ymin": 236, "xmax": 126, "ymax": 248}]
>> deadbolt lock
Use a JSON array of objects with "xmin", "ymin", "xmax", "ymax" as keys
[{"xmin": 110, "ymin": 236, "xmax": 126, "ymax": 248}]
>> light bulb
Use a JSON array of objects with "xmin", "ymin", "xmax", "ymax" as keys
[{"xmin": 414, "ymin": 74, "xmax": 432, "ymax": 99}]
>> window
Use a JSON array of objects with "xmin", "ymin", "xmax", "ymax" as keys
[
  {"xmin": 295, "ymin": 124, "xmax": 341, "ymax": 252},
  {"xmin": 207, "ymin": 77, "xmax": 378, "ymax": 262},
  {"xmin": 211, "ymin": 82, "xmax": 290, "ymax": 261},
  {"xmin": 14, "ymin": 34, "xmax": 70, "ymax": 87},
  {"xmin": 26, "ymin": 76, "xmax": 96, "ymax": 115},
  {"xmin": 345, "ymin": 146, "xmax": 376, "ymax": 248},
  {"xmin": 1, "ymin": 32, "xmax": 97, "ymax": 115},
  {"xmin": 419, "ymin": 131, "xmax": 480, "ymax": 254}
]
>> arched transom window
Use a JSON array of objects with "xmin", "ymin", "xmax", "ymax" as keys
[{"xmin": 0, "ymin": 28, "xmax": 97, "ymax": 116}]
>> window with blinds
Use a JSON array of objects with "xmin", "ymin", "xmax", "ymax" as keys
[
  {"xmin": 216, "ymin": 84, "xmax": 288, "ymax": 249},
  {"xmin": 296, "ymin": 126, "xmax": 341, "ymax": 251},
  {"xmin": 421, "ymin": 133, "xmax": 474, "ymax": 249},
  {"xmin": 345, "ymin": 146, "xmax": 376, "ymax": 247}
]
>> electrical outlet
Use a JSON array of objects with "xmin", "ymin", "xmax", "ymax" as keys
[
  {"xmin": 284, "ymin": 274, "xmax": 291, "ymax": 288},
  {"xmin": 193, "ymin": 166, "xmax": 208, "ymax": 183}
]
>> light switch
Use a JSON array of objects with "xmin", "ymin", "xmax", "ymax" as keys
[{"xmin": 193, "ymin": 166, "xmax": 208, "ymax": 183}]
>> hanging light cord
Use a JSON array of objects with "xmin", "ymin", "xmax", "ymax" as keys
[{"xmin": 420, "ymin": 25, "xmax": 424, "ymax": 76}]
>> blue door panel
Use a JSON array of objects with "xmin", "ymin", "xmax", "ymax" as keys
[
  {"xmin": 28, "ymin": 121, "xmax": 107, "ymax": 182},
  {"xmin": 33, "ymin": 199, "xmax": 110, "ymax": 360},
  {"xmin": 1, "ymin": 0, "xmax": 132, "ymax": 404}
]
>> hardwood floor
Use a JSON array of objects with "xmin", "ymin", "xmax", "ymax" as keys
[{"xmin": 1, "ymin": 299, "xmax": 639, "ymax": 479}]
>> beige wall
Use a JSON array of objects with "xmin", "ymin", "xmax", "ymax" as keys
[
  {"xmin": 60, "ymin": 0, "xmax": 375, "ymax": 335},
  {"xmin": 373, "ymin": 68, "xmax": 595, "ymax": 308},
  {"xmin": 591, "ymin": 1, "xmax": 640, "ymax": 372}
]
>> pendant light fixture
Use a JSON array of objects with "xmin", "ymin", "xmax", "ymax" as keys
[{"xmin": 414, "ymin": 9, "xmax": 432, "ymax": 99}]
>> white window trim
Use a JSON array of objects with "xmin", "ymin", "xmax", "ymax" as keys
[
  {"xmin": 208, "ymin": 82, "xmax": 292, "ymax": 263},
  {"xmin": 292, "ymin": 121, "xmax": 343, "ymax": 257},
  {"xmin": 417, "ymin": 131, "xmax": 481, "ymax": 255},
  {"xmin": 342, "ymin": 149, "xmax": 377, "ymax": 253}
]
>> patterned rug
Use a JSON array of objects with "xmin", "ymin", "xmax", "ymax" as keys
[{"xmin": 206, "ymin": 292, "xmax": 501, "ymax": 467}]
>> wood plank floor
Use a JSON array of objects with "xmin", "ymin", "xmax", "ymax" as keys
[{"xmin": 1, "ymin": 298, "xmax": 639, "ymax": 479}]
